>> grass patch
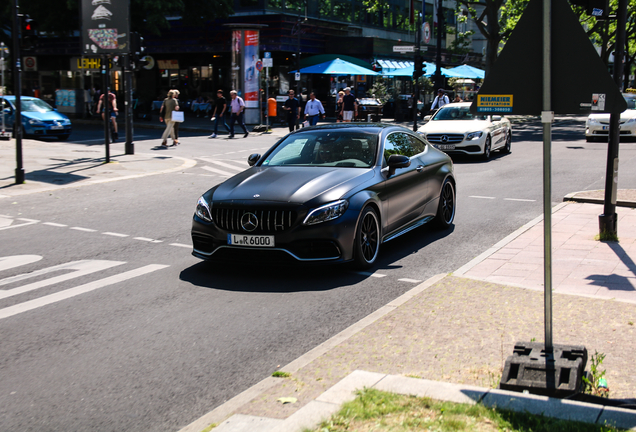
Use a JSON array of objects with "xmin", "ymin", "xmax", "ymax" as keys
[
  {"xmin": 595, "ymin": 231, "xmax": 619, "ymax": 242},
  {"xmin": 272, "ymin": 371, "xmax": 291, "ymax": 378},
  {"xmin": 306, "ymin": 388, "xmax": 626, "ymax": 432}
]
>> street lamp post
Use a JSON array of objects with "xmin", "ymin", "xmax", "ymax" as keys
[{"xmin": 12, "ymin": 0, "xmax": 24, "ymax": 184}]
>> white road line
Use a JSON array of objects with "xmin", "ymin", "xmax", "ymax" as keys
[
  {"xmin": 170, "ymin": 243, "xmax": 191, "ymax": 248},
  {"xmin": 225, "ymin": 151, "xmax": 237, "ymax": 154},
  {"xmin": 504, "ymin": 198, "xmax": 536, "ymax": 202},
  {"xmin": 103, "ymin": 232, "xmax": 129, "ymax": 237},
  {"xmin": 0, "ymin": 255, "xmax": 43, "ymax": 272},
  {"xmin": 0, "ymin": 218, "xmax": 40, "ymax": 231},
  {"xmin": 201, "ymin": 166, "xmax": 234, "ymax": 176},
  {"xmin": 133, "ymin": 237, "xmax": 163, "ymax": 243},
  {"xmin": 70, "ymin": 227, "xmax": 97, "ymax": 232},
  {"xmin": 0, "ymin": 260, "xmax": 125, "ymax": 300},
  {"xmin": 398, "ymin": 278, "xmax": 422, "ymax": 283},
  {"xmin": 354, "ymin": 271, "xmax": 387, "ymax": 278},
  {"xmin": 207, "ymin": 160, "xmax": 246, "ymax": 170},
  {"xmin": 469, "ymin": 196, "xmax": 496, "ymax": 200},
  {"xmin": 0, "ymin": 264, "xmax": 169, "ymax": 320},
  {"xmin": 43, "ymin": 222, "xmax": 68, "ymax": 227}
]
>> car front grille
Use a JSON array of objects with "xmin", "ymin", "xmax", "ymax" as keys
[
  {"xmin": 212, "ymin": 207, "xmax": 297, "ymax": 234},
  {"xmin": 425, "ymin": 133, "xmax": 465, "ymax": 144}
]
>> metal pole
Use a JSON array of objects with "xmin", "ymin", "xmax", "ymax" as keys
[
  {"xmin": 265, "ymin": 66, "xmax": 269, "ymax": 129},
  {"xmin": 542, "ymin": 0, "xmax": 553, "ymax": 351},
  {"xmin": 13, "ymin": 0, "xmax": 24, "ymax": 184},
  {"xmin": 124, "ymin": 54, "xmax": 134, "ymax": 154},
  {"xmin": 434, "ymin": 0, "xmax": 444, "ymax": 91},
  {"xmin": 102, "ymin": 54, "xmax": 110, "ymax": 163},
  {"xmin": 599, "ymin": 0, "xmax": 627, "ymax": 237},
  {"xmin": 413, "ymin": 14, "xmax": 421, "ymax": 132}
]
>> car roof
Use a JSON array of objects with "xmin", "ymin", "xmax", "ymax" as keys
[
  {"xmin": 291, "ymin": 123, "xmax": 410, "ymax": 134},
  {"xmin": 2, "ymin": 96, "xmax": 38, "ymax": 101}
]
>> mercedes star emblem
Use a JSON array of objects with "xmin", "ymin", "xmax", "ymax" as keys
[
  {"xmin": 441, "ymin": 135, "xmax": 449, "ymax": 143},
  {"xmin": 240, "ymin": 212, "xmax": 259, "ymax": 232}
]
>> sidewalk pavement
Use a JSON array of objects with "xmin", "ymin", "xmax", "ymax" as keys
[{"xmin": 182, "ymin": 195, "xmax": 636, "ymax": 432}]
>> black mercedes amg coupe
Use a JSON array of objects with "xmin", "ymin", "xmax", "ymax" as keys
[{"xmin": 192, "ymin": 123, "xmax": 455, "ymax": 268}]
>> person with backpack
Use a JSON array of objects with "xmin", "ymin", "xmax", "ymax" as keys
[{"xmin": 430, "ymin": 88, "xmax": 450, "ymax": 112}]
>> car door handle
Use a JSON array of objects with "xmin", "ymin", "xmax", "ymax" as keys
[{"xmin": 417, "ymin": 165, "xmax": 425, "ymax": 172}]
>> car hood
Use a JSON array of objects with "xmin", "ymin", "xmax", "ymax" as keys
[
  {"xmin": 419, "ymin": 120, "xmax": 490, "ymax": 133},
  {"xmin": 21, "ymin": 111, "xmax": 68, "ymax": 122},
  {"xmin": 588, "ymin": 110, "xmax": 636, "ymax": 121},
  {"xmin": 212, "ymin": 166, "xmax": 375, "ymax": 204}
]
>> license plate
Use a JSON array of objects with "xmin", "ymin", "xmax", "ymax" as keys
[
  {"xmin": 437, "ymin": 144, "xmax": 455, "ymax": 150},
  {"xmin": 602, "ymin": 126, "xmax": 609, "ymax": 131},
  {"xmin": 51, "ymin": 125, "xmax": 64, "ymax": 130},
  {"xmin": 228, "ymin": 234, "xmax": 275, "ymax": 247}
]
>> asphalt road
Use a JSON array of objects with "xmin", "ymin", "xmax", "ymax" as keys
[{"xmin": 1, "ymin": 118, "xmax": 635, "ymax": 431}]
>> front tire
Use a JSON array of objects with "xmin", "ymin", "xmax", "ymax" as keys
[
  {"xmin": 482, "ymin": 135, "xmax": 491, "ymax": 160},
  {"xmin": 435, "ymin": 179, "xmax": 456, "ymax": 229},
  {"xmin": 353, "ymin": 207, "xmax": 380, "ymax": 269},
  {"xmin": 501, "ymin": 131, "xmax": 511, "ymax": 154}
]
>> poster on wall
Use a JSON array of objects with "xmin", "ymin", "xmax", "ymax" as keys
[
  {"xmin": 231, "ymin": 30, "xmax": 242, "ymax": 93},
  {"xmin": 243, "ymin": 30, "xmax": 259, "ymax": 108}
]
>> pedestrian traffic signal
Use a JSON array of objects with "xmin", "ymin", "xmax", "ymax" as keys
[
  {"xmin": 21, "ymin": 14, "xmax": 38, "ymax": 50},
  {"xmin": 413, "ymin": 55, "xmax": 425, "ymax": 80}
]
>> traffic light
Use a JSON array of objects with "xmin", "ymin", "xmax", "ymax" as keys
[
  {"xmin": 569, "ymin": 0, "xmax": 608, "ymax": 16},
  {"xmin": 21, "ymin": 14, "xmax": 38, "ymax": 50},
  {"xmin": 130, "ymin": 32, "xmax": 146, "ymax": 59},
  {"xmin": 413, "ymin": 55, "xmax": 425, "ymax": 80}
]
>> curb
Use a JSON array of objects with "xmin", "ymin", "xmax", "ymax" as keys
[
  {"xmin": 177, "ymin": 273, "xmax": 448, "ymax": 432},
  {"xmin": 564, "ymin": 190, "xmax": 636, "ymax": 208},
  {"xmin": 212, "ymin": 370, "xmax": 636, "ymax": 432}
]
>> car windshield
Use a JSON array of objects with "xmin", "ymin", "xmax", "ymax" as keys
[
  {"xmin": 262, "ymin": 131, "xmax": 378, "ymax": 168},
  {"xmin": 432, "ymin": 106, "xmax": 486, "ymax": 121},
  {"xmin": 21, "ymin": 99, "xmax": 54, "ymax": 113},
  {"xmin": 358, "ymin": 99, "xmax": 381, "ymax": 105}
]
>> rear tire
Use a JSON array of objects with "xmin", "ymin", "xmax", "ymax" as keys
[
  {"xmin": 435, "ymin": 179, "xmax": 456, "ymax": 229},
  {"xmin": 353, "ymin": 207, "xmax": 380, "ymax": 269}
]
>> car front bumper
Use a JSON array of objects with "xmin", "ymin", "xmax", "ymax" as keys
[{"xmin": 586, "ymin": 123, "xmax": 636, "ymax": 138}]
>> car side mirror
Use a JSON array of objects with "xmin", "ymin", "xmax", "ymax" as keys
[
  {"xmin": 247, "ymin": 153, "xmax": 261, "ymax": 166},
  {"xmin": 423, "ymin": 115, "xmax": 431, "ymax": 121},
  {"xmin": 386, "ymin": 154, "xmax": 410, "ymax": 176},
  {"xmin": 492, "ymin": 115, "xmax": 502, "ymax": 121}
]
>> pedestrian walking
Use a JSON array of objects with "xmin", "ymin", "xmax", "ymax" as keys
[
  {"xmin": 159, "ymin": 90, "xmax": 179, "ymax": 147},
  {"xmin": 283, "ymin": 89, "xmax": 300, "ymax": 132},
  {"xmin": 304, "ymin": 91, "xmax": 325, "ymax": 126},
  {"xmin": 341, "ymin": 87, "xmax": 358, "ymax": 122},
  {"xmin": 209, "ymin": 89, "xmax": 231, "ymax": 138},
  {"xmin": 228, "ymin": 90, "xmax": 249, "ymax": 138},
  {"xmin": 169, "ymin": 89, "xmax": 181, "ymax": 145},
  {"xmin": 96, "ymin": 89, "xmax": 119, "ymax": 141},
  {"xmin": 430, "ymin": 88, "xmax": 450, "ymax": 112},
  {"xmin": 336, "ymin": 91, "xmax": 344, "ymax": 122}
]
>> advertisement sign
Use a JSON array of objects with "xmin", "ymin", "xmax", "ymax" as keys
[
  {"xmin": 80, "ymin": 0, "xmax": 130, "ymax": 55},
  {"xmin": 244, "ymin": 30, "xmax": 259, "ymax": 108},
  {"xmin": 231, "ymin": 30, "xmax": 242, "ymax": 93},
  {"xmin": 476, "ymin": 95, "xmax": 513, "ymax": 113}
]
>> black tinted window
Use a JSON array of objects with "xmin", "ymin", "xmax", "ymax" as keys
[{"xmin": 384, "ymin": 132, "xmax": 425, "ymax": 161}]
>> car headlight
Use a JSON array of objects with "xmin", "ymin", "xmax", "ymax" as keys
[
  {"xmin": 587, "ymin": 117, "xmax": 600, "ymax": 125},
  {"xmin": 466, "ymin": 131, "xmax": 483, "ymax": 140},
  {"xmin": 625, "ymin": 118, "xmax": 636, "ymax": 124},
  {"xmin": 28, "ymin": 118, "xmax": 44, "ymax": 125},
  {"xmin": 303, "ymin": 200, "xmax": 349, "ymax": 225},
  {"xmin": 60, "ymin": 119, "xmax": 71, "ymax": 125},
  {"xmin": 195, "ymin": 196, "xmax": 213, "ymax": 222}
]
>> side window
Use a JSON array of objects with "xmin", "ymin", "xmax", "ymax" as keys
[
  {"xmin": 408, "ymin": 134, "xmax": 427, "ymax": 156},
  {"xmin": 383, "ymin": 132, "xmax": 416, "ymax": 164},
  {"xmin": 0, "ymin": 98, "xmax": 11, "ymax": 113}
]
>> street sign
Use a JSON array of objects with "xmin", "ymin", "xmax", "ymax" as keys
[
  {"xmin": 263, "ymin": 58, "xmax": 273, "ymax": 67},
  {"xmin": 255, "ymin": 60, "xmax": 263, "ymax": 71},
  {"xmin": 393, "ymin": 45, "xmax": 416, "ymax": 53},
  {"xmin": 295, "ymin": 72, "xmax": 300, "ymax": 81},
  {"xmin": 264, "ymin": 52, "xmax": 271, "ymax": 58}
]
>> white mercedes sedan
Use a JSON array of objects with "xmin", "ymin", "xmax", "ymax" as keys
[{"xmin": 417, "ymin": 102, "xmax": 512, "ymax": 160}]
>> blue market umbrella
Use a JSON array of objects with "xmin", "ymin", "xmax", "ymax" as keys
[
  {"xmin": 291, "ymin": 58, "xmax": 379, "ymax": 75},
  {"xmin": 447, "ymin": 64, "xmax": 485, "ymax": 79}
]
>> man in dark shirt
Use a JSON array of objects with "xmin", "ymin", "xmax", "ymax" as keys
[
  {"xmin": 209, "ymin": 90, "xmax": 231, "ymax": 138},
  {"xmin": 341, "ymin": 87, "xmax": 358, "ymax": 122},
  {"xmin": 283, "ymin": 90, "xmax": 300, "ymax": 132}
]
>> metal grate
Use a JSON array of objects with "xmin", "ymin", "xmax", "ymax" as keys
[
  {"xmin": 425, "ymin": 133, "xmax": 466, "ymax": 144},
  {"xmin": 212, "ymin": 207, "xmax": 296, "ymax": 234}
]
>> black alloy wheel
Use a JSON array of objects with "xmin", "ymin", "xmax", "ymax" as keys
[
  {"xmin": 354, "ymin": 207, "xmax": 380, "ymax": 269},
  {"xmin": 435, "ymin": 179, "xmax": 456, "ymax": 229},
  {"xmin": 482, "ymin": 135, "xmax": 492, "ymax": 160},
  {"xmin": 502, "ymin": 131, "xmax": 512, "ymax": 154}
]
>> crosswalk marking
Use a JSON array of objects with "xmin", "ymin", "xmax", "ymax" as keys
[
  {"xmin": 0, "ymin": 260, "xmax": 125, "ymax": 300},
  {"xmin": 201, "ymin": 166, "xmax": 235, "ymax": 176},
  {"xmin": 0, "ymin": 264, "xmax": 169, "ymax": 320},
  {"xmin": 198, "ymin": 158, "xmax": 246, "ymax": 171},
  {"xmin": 0, "ymin": 255, "xmax": 43, "ymax": 272}
]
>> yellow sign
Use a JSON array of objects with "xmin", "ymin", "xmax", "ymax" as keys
[{"xmin": 476, "ymin": 94, "xmax": 513, "ymax": 113}]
